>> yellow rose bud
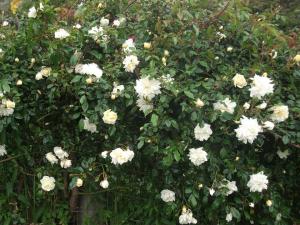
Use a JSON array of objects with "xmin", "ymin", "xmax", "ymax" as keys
[
  {"xmin": 111, "ymin": 94, "xmax": 116, "ymax": 100},
  {"xmin": 16, "ymin": 80, "xmax": 22, "ymax": 86},
  {"xmin": 6, "ymin": 100, "xmax": 15, "ymax": 109},
  {"xmin": 266, "ymin": 200, "xmax": 272, "ymax": 207},
  {"xmin": 262, "ymin": 72, "xmax": 268, "ymax": 77},
  {"xmin": 293, "ymin": 54, "xmax": 300, "ymax": 63},
  {"xmin": 143, "ymin": 42, "xmax": 151, "ymax": 49},
  {"xmin": 86, "ymin": 78, "xmax": 93, "ymax": 84},
  {"xmin": 162, "ymin": 57, "xmax": 167, "ymax": 66},
  {"xmin": 15, "ymin": 58, "xmax": 19, "ymax": 63},
  {"xmin": 195, "ymin": 98, "xmax": 204, "ymax": 108},
  {"xmin": 164, "ymin": 50, "xmax": 170, "ymax": 56}
]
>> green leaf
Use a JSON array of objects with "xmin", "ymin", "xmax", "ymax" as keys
[
  {"xmin": 184, "ymin": 90, "xmax": 194, "ymax": 99},
  {"xmin": 151, "ymin": 114, "xmax": 159, "ymax": 127},
  {"xmin": 71, "ymin": 75, "xmax": 82, "ymax": 83}
]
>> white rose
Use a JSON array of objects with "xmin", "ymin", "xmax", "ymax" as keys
[
  {"xmin": 45, "ymin": 152, "xmax": 58, "ymax": 164},
  {"xmin": 256, "ymin": 101, "xmax": 267, "ymax": 109},
  {"xmin": 100, "ymin": 17, "xmax": 109, "ymax": 26},
  {"xmin": 100, "ymin": 179, "xmax": 109, "ymax": 189},
  {"xmin": 54, "ymin": 28, "xmax": 70, "ymax": 39},
  {"xmin": 195, "ymin": 98, "xmax": 204, "ymax": 108},
  {"xmin": 113, "ymin": 20, "xmax": 121, "ymax": 27},
  {"xmin": 53, "ymin": 146, "xmax": 68, "ymax": 160},
  {"xmin": 227, "ymin": 46, "xmax": 233, "ymax": 52},
  {"xmin": 101, "ymin": 151, "xmax": 108, "ymax": 158},
  {"xmin": 160, "ymin": 189, "xmax": 175, "ymax": 202},
  {"xmin": 102, "ymin": 109, "xmax": 118, "ymax": 124},
  {"xmin": 28, "ymin": 6, "xmax": 37, "ymax": 18},
  {"xmin": 40, "ymin": 176, "xmax": 55, "ymax": 191},
  {"xmin": 243, "ymin": 102, "xmax": 250, "ymax": 110},
  {"xmin": 35, "ymin": 72, "xmax": 43, "ymax": 80},
  {"xmin": 76, "ymin": 178, "xmax": 83, "ymax": 187},
  {"xmin": 232, "ymin": 73, "xmax": 247, "ymax": 88},
  {"xmin": 270, "ymin": 105, "xmax": 289, "ymax": 122},
  {"xmin": 60, "ymin": 159, "xmax": 72, "ymax": 168},
  {"xmin": 263, "ymin": 121, "xmax": 275, "ymax": 130}
]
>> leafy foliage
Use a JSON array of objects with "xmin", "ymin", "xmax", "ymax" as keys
[{"xmin": 0, "ymin": 0, "xmax": 299, "ymax": 224}]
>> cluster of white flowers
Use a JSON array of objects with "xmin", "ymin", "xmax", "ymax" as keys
[
  {"xmin": 122, "ymin": 38, "xmax": 136, "ymax": 54},
  {"xmin": 102, "ymin": 109, "xmax": 118, "ymax": 125},
  {"xmin": 109, "ymin": 147, "xmax": 134, "ymax": 165},
  {"xmin": 121, "ymin": 39, "xmax": 140, "ymax": 73},
  {"xmin": 194, "ymin": 123, "xmax": 212, "ymax": 141},
  {"xmin": 235, "ymin": 116, "xmax": 262, "ymax": 144},
  {"xmin": 134, "ymin": 77, "xmax": 161, "ymax": 113},
  {"xmin": 45, "ymin": 147, "xmax": 72, "ymax": 169},
  {"xmin": 54, "ymin": 28, "xmax": 70, "ymax": 39},
  {"xmin": 179, "ymin": 208, "xmax": 197, "ymax": 224},
  {"xmin": 35, "ymin": 67, "xmax": 52, "ymax": 80},
  {"xmin": 247, "ymin": 171, "xmax": 269, "ymax": 192},
  {"xmin": 40, "ymin": 176, "xmax": 55, "ymax": 191},
  {"xmin": 216, "ymin": 31, "xmax": 226, "ymax": 41},
  {"xmin": 213, "ymin": 98, "xmax": 237, "ymax": 114},
  {"xmin": 0, "ymin": 145, "xmax": 7, "ymax": 156},
  {"xmin": 83, "ymin": 117, "xmax": 98, "ymax": 133},
  {"xmin": 88, "ymin": 26, "xmax": 104, "ymax": 41},
  {"xmin": 160, "ymin": 189, "xmax": 175, "ymax": 202},
  {"xmin": 249, "ymin": 75, "xmax": 274, "ymax": 99},
  {"xmin": 161, "ymin": 74, "xmax": 174, "ymax": 84},
  {"xmin": 0, "ymin": 98, "xmax": 16, "ymax": 117},
  {"xmin": 75, "ymin": 63, "xmax": 103, "ymax": 81},
  {"xmin": 188, "ymin": 147, "xmax": 208, "ymax": 166}
]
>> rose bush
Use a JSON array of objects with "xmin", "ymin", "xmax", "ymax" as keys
[{"xmin": 0, "ymin": 0, "xmax": 299, "ymax": 224}]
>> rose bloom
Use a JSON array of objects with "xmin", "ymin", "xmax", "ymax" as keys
[
  {"xmin": 160, "ymin": 189, "xmax": 175, "ymax": 202},
  {"xmin": 28, "ymin": 6, "xmax": 37, "ymax": 18},
  {"xmin": 102, "ymin": 109, "xmax": 118, "ymax": 124},
  {"xmin": 235, "ymin": 116, "xmax": 262, "ymax": 144},
  {"xmin": 100, "ymin": 179, "xmax": 109, "ymax": 189},
  {"xmin": 76, "ymin": 178, "xmax": 83, "ymax": 187},
  {"xmin": 5, "ymin": 100, "xmax": 15, "ymax": 109},
  {"xmin": 270, "ymin": 105, "xmax": 289, "ymax": 122},
  {"xmin": 247, "ymin": 171, "xmax": 268, "ymax": 192},
  {"xmin": 293, "ymin": 54, "xmax": 300, "ymax": 63},
  {"xmin": 54, "ymin": 28, "xmax": 70, "ymax": 39},
  {"xmin": 188, "ymin": 147, "xmax": 208, "ymax": 166},
  {"xmin": 194, "ymin": 123, "xmax": 212, "ymax": 141},
  {"xmin": 144, "ymin": 42, "xmax": 151, "ymax": 49},
  {"xmin": 232, "ymin": 73, "xmax": 247, "ymax": 88},
  {"xmin": 40, "ymin": 176, "xmax": 55, "ymax": 191}
]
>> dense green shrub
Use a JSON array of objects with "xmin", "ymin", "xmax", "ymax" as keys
[{"xmin": 0, "ymin": 0, "xmax": 299, "ymax": 224}]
